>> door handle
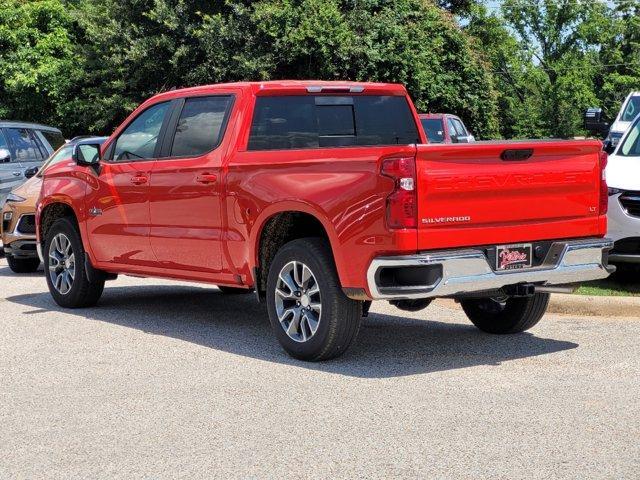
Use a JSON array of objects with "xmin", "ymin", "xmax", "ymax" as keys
[
  {"xmin": 130, "ymin": 175, "xmax": 148, "ymax": 185},
  {"xmin": 12, "ymin": 171, "xmax": 21, "ymax": 177},
  {"xmin": 196, "ymin": 173, "xmax": 217, "ymax": 184}
]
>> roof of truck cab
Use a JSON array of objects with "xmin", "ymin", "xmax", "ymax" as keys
[
  {"xmin": 148, "ymin": 80, "xmax": 408, "ymax": 103},
  {"xmin": 0, "ymin": 120, "xmax": 61, "ymax": 132}
]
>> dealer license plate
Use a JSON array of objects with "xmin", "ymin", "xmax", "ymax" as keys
[{"xmin": 496, "ymin": 243, "xmax": 533, "ymax": 270}]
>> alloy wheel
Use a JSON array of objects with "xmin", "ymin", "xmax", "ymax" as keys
[
  {"xmin": 274, "ymin": 261, "xmax": 322, "ymax": 343},
  {"xmin": 48, "ymin": 233, "xmax": 75, "ymax": 295}
]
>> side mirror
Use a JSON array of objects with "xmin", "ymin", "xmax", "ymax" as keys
[
  {"xmin": 584, "ymin": 107, "xmax": 610, "ymax": 137},
  {"xmin": 24, "ymin": 166, "xmax": 39, "ymax": 179},
  {"xmin": 0, "ymin": 148, "xmax": 11, "ymax": 163},
  {"xmin": 72, "ymin": 143, "xmax": 102, "ymax": 166},
  {"xmin": 603, "ymin": 140, "xmax": 616, "ymax": 155},
  {"xmin": 455, "ymin": 135, "xmax": 472, "ymax": 144}
]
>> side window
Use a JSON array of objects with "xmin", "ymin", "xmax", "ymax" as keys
[
  {"xmin": 5, "ymin": 128, "xmax": 44, "ymax": 162},
  {"xmin": 170, "ymin": 96, "xmax": 233, "ymax": 157},
  {"xmin": 447, "ymin": 119, "xmax": 457, "ymax": 139},
  {"xmin": 452, "ymin": 119, "xmax": 467, "ymax": 136},
  {"xmin": 622, "ymin": 97, "xmax": 640, "ymax": 122},
  {"xmin": 0, "ymin": 130, "xmax": 8, "ymax": 151},
  {"xmin": 420, "ymin": 119, "xmax": 445, "ymax": 143},
  {"xmin": 620, "ymin": 120, "xmax": 640, "ymax": 157},
  {"xmin": 40, "ymin": 130, "xmax": 65, "ymax": 150},
  {"xmin": 113, "ymin": 102, "xmax": 170, "ymax": 161}
]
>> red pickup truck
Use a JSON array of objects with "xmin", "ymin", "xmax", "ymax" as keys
[{"xmin": 37, "ymin": 81, "xmax": 612, "ymax": 361}]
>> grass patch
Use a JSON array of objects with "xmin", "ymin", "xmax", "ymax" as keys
[{"xmin": 576, "ymin": 276, "xmax": 640, "ymax": 297}]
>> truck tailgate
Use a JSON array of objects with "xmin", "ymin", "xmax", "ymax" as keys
[{"xmin": 416, "ymin": 140, "xmax": 605, "ymax": 250}]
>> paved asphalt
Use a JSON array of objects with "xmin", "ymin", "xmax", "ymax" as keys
[{"xmin": 1, "ymin": 258, "xmax": 639, "ymax": 479}]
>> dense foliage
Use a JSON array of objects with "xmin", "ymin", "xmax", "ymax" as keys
[{"xmin": 0, "ymin": 0, "xmax": 638, "ymax": 139}]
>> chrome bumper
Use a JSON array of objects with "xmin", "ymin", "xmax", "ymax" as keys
[{"xmin": 367, "ymin": 238, "xmax": 614, "ymax": 300}]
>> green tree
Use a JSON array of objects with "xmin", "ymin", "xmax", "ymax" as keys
[
  {"xmin": 465, "ymin": 3, "xmax": 546, "ymax": 138},
  {"xmin": 596, "ymin": 0, "xmax": 640, "ymax": 120},
  {"xmin": 0, "ymin": 0, "xmax": 78, "ymax": 127},
  {"xmin": 501, "ymin": 0, "xmax": 611, "ymax": 137},
  {"xmin": 195, "ymin": 0, "xmax": 500, "ymax": 138}
]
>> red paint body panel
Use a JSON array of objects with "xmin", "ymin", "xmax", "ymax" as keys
[
  {"xmin": 416, "ymin": 141, "xmax": 606, "ymax": 249},
  {"xmin": 36, "ymin": 81, "xmax": 606, "ymax": 298}
]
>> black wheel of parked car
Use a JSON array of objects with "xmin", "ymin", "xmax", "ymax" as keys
[
  {"xmin": 217, "ymin": 286, "xmax": 251, "ymax": 294},
  {"xmin": 44, "ymin": 217, "xmax": 104, "ymax": 308},
  {"xmin": 6, "ymin": 255, "xmax": 40, "ymax": 273},
  {"xmin": 460, "ymin": 293, "xmax": 550, "ymax": 334},
  {"xmin": 266, "ymin": 237, "xmax": 362, "ymax": 361}
]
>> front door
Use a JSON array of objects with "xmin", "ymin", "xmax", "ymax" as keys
[
  {"xmin": 85, "ymin": 101, "xmax": 172, "ymax": 266},
  {"xmin": 148, "ymin": 95, "xmax": 234, "ymax": 273}
]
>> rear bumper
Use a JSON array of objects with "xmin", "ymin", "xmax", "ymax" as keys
[{"xmin": 367, "ymin": 238, "xmax": 614, "ymax": 300}]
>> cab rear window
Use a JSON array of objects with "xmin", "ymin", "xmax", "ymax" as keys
[{"xmin": 248, "ymin": 95, "xmax": 420, "ymax": 151}]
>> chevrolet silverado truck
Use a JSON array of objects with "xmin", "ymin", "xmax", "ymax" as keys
[{"xmin": 36, "ymin": 81, "xmax": 613, "ymax": 361}]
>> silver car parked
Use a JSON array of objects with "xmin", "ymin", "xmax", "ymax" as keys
[{"xmin": 0, "ymin": 121, "xmax": 65, "ymax": 204}]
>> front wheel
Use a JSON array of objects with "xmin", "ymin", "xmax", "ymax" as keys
[
  {"xmin": 460, "ymin": 293, "xmax": 550, "ymax": 334},
  {"xmin": 44, "ymin": 217, "xmax": 105, "ymax": 308},
  {"xmin": 266, "ymin": 238, "xmax": 362, "ymax": 361}
]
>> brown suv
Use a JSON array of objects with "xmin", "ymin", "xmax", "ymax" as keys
[{"xmin": 2, "ymin": 136, "xmax": 106, "ymax": 272}]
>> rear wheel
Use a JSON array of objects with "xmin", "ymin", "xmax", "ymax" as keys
[
  {"xmin": 7, "ymin": 255, "xmax": 40, "ymax": 273},
  {"xmin": 266, "ymin": 238, "xmax": 362, "ymax": 361},
  {"xmin": 44, "ymin": 217, "xmax": 104, "ymax": 308},
  {"xmin": 460, "ymin": 293, "xmax": 550, "ymax": 334}
]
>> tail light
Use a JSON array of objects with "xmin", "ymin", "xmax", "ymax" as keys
[
  {"xmin": 599, "ymin": 150, "xmax": 608, "ymax": 215},
  {"xmin": 381, "ymin": 156, "xmax": 417, "ymax": 229}
]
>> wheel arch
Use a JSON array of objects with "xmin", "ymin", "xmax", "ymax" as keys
[
  {"xmin": 250, "ymin": 202, "xmax": 344, "ymax": 298},
  {"xmin": 38, "ymin": 200, "xmax": 80, "ymax": 250}
]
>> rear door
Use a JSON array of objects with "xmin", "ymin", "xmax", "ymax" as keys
[
  {"xmin": 148, "ymin": 94, "xmax": 235, "ymax": 273},
  {"xmin": 415, "ymin": 140, "xmax": 603, "ymax": 250}
]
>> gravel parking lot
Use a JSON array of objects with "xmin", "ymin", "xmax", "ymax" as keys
[{"xmin": 1, "ymin": 258, "xmax": 639, "ymax": 479}]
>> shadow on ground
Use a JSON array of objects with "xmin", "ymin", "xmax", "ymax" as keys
[
  {"xmin": 6, "ymin": 267, "xmax": 578, "ymax": 378},
  {"xmin": 0, "ymin": 264, "xmax": 44, "ymax": 278}
]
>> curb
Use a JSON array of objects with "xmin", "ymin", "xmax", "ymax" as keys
[
  {"xmin": 546, "ymin": 293, "xmax": 640, "ymax": 318},
  {"xmin": 436, "ymin": 294, "xmax": 640, "ymax": 318}
]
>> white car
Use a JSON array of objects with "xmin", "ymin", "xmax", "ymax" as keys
[
  {"xmin": 606, "ymin": 91, "xmax": 640, "ymax": 148},
  {"xmin": 606, "ymin": 112, "xmax": 640, "ymax": 266}
]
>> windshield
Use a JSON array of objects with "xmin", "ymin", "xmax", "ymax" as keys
[
  {"xmin": 37, "ymin": 145, "xmax": 73, "ymax": 177},
  {"xmin": 420, "ymin": 118, "xmax": 445, "ymax": 143},
  {"xmin": 621, "ymin": 96, "xmax": 640, "ymax": 122},
  {"xmin": 619, "ymin": 118, "xmax": 640, "ymax": 157}
]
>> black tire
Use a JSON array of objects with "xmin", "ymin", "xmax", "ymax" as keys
[
  {"xmin": 460, "ymin": 293, "xmax": 550, "ymax": 334},
  {"xmin": 217, "ymin": 285, "xmax": 251, "ymax": 294},
  {"xmin": 611, "ymin": 263, "xmax": 639, "ymax": 282},
  {"xmin": 266, "ymin": 237, "xmax": 362, "ymax": 361},
  {"xmin": 7, "ymin": 255, "xmax": 40, "ymax": 273},
  {"xmin": 44, "ymin": 217, "xmax": 104, "ymax": 308}
]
